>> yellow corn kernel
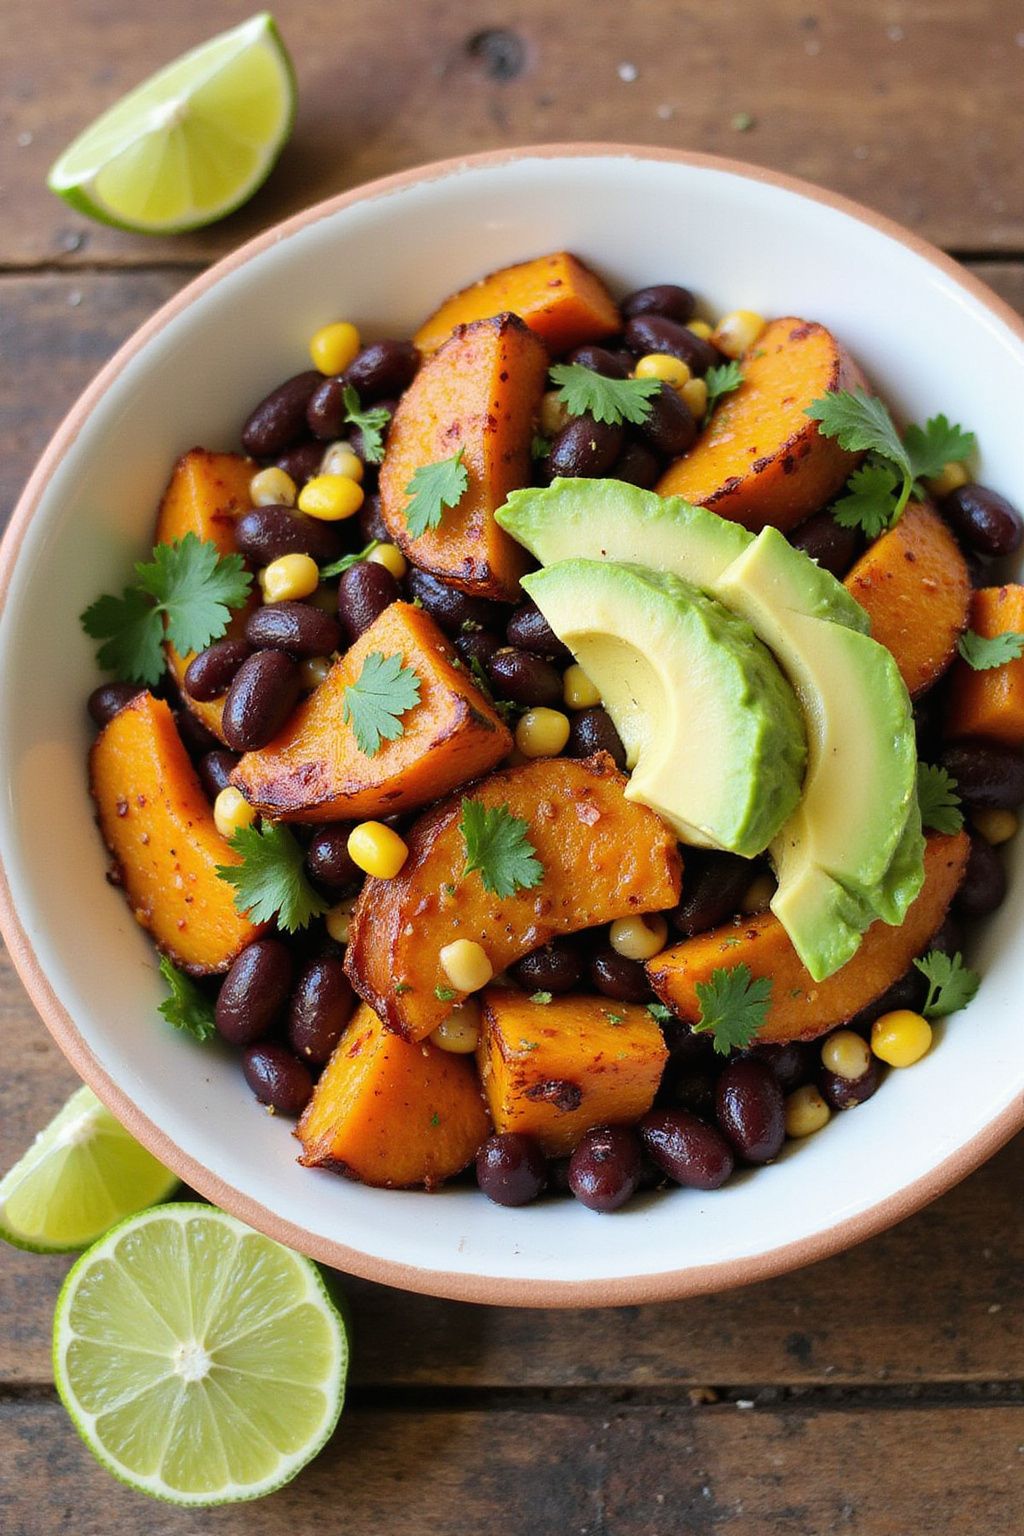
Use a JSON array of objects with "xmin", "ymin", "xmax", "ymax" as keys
[
  {"xmin": 924, "ymin": 460, "xmax": 970, "ymax": 499},
  {"xmin": 686, "ymin": 319, "xmax": 714, "ymax": 341},
  {"xmin": 325, "ymin": 895, "xmax": 359, "ymax": 945},
  {"xmin": 609, "ymin": 914, "xmax": 668, "ymax": 962},
  {"xmin": 431, "ymin": 1002, "xmax": 482, "ymax": 1054},
  {"xmin": 515, "ymin": 707, "xmax": 571, "ymax": 759},
  {"xmin": 820, "ymin": 1029, "xmax": 871, "ymax": 1081},
  {"xmin": 298, "ymin": 474, "xmax": 365, "ymax": 522},
  {"xmin": 439, "ymin": 938, "xmax": 493, "ymax": 994},
  {"xmin": 309, "ymin": 320, "xmax": 361, "ymax": 375},
  {"xmin": 740, "ymin": 873, "xmax": 776, "ymax": 915},
  {"xmin": 784, "ymin": 1085, "xmax": 831, "ymax": 1138},
  {"xmin": 681, "ymin": 377, "xmax": 709, "ymax": 420},
  {"xmin": 712, "ymin": 309, "xmax": 767, "ymax": 359},
  {"xmin": 319, "ymin": 442, "xmax": 364, "ymax": 482},
  {"xmin": 368, "ymin": 542, "xmax": 408, "ymax": 580},
  {"xmin": 971, "ymin": 807, "xmax": 1018, "ymax": 846},
  {"xmin": 299, "ymin": 656, "xmax": 333, "ymax": 691},
  {"xmin": 540, "ymin": 389, "xmax": 570, "ymax": 436},
  {"xmin": 634, "ymin": 353, "xmax": 691, "ymax": 388},
  {"xmin": 213, "ymin": 786, "xmax": 256, "ymax": 840},
  {"xmin": 563, "ymin": 663, "xmax": 601, "ymax": 710},
  {"xmin": 249, "ymin": 465, "xmax": 297, "ymax": 508},
  {"xmin": 260, "ymin": 552, "xmax": 320, "ymax": 603},
  {"xmin": 347, "ymin": 821, "xmax": 408, "ymax": 879},
  {"xmin": 871, "ymin": 1010, "xmax": 933, "ymax": 1068}
]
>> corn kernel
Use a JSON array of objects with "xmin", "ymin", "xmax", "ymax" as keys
[
  {"xmin": 971, "ymin": 807, "xmax": 1018, "ymax": 846},
  {"xmin": 784, "ymin": 1084, "xmax": 831, "ymax": 1138},
  {"xmin": 319, "ymin": 442, "xmax": 364, "ymax": 481},
  {"xmin": 820, "ymin": 1029, "xmax": 871, "ymax": 1080},
  {"xmin": 740, "ymin": 873, "xmax": 776, "ymax": 915},
  {"xmin": 299, "ymin": 656, "xmax": 333, "ymax": 691},
  {"xmin": 439, "ymin": 938, "xmax": 493, "ymax": 994},
  {"xmin": 609, "ymin": 914, "xmax": 668, "ymax": 961},
  {"xmin": 431, "ymin": 1001, "xmax": 482, "ymax": 1054},
  {"xmin": 325, "ymin": 895, "xmax": 359, "ymax": 944},
  {"xmin": 634, "ymin": 353, "xmax": 692, "ymax": 388},
  {"xmin": 686, "ymin": 319, "xmax": 714, "ymax": 341},
  {"xmin": 249, "ymin": 465, "xmax": 297, "ymax": 508},
  {"xmin": 347, "ymin": 821, "xmax": 409, "ymax": 880},
  {"xmin": 309, "ymin": 320, "xmax": 361, "ymax": 375},
  {"xmin": 540, "ymin": 389, "xmax": 570, "ymax": 436},
  {"xmin": 260, "ymin": 552, "xmax": 320, "ymax": 603},
  {"xmin": 563, "ymin": 663, "xmax": 601, "ymax": 710},
  {"xmin": 298, "ymin": 474, "xmax": 365, "ymax": 521},
  {"xmin": 712, "ymin": 309, "xmax": 767, "ymax": 359},
  {"xmin": 515, "ymin": 707, "xmax": 571, "ymax": 759},
  {"xmin": 681, "ymin": 377, "xmax": 709, "ymax": 420},
  {"xmin": 213, "ymin": 786, "xmax": 255, "ymax": 840},
  {"xmin": 924, "ymin": 460, "xmax": 970, "ymax": 499},
  {"xmin": 368, "ymin": 542, "xmax": 408, "ymax": 580},
  {"xmin": 871, "ymin": 1010, "xmax": 933, "ymax": 1068}
]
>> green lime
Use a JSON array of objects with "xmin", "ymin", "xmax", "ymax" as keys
[
  {"xmin": 47, "ymin": 13, "xmax": 295, "ymax": 234},
  {"xmin": 53, "ymin": 1204, "xmax": 348, "ymax": 1505},
  {"xmin": 0, "ymin": 1085, "xmax": 178, "ymax": 1253}
]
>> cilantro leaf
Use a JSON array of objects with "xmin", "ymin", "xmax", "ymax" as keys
[
  {"xmin": 216, "ymin": 823, "xmax": 330, "ymax": 933},
  {"xmin": 704, "ymin": 360, "xmax": 744, "ymax": 413},
  {"xmin": 903, "ymin": 415, "xmax": 977, "ymax": 482},
  {"xmin": 435, "ymin": 986, "xmax": 457, "ymax": 1002},
  {"xmin": 807, "ymin": 388, "xmax": 912, "ymax": 474},
  {"xmin": 957, "ymin": 629, "xmax": 1024, "ymax": 671},
  {"xmin": 403, "ymin": 450, "xmax": 468, "ymax": 538},
  {"xmin": 318, "ymin": 539, "xmax": 380, "ymax": 579},
  {"xmin": 81, "ymin": 586, "xmax": 166, "ymax": 687},
  {"xmin": 460, "ymin": 799, "xmax": 544, "ymax": 898},
  {"xmin": 342, "ymin": 651, "xmax": 421, "ymax": 756},
  {"xmin": 831, "ymin": 462, "xmax": 902, "ymax": 538},
  {"xmin": 913, "ymin": 950, "xmax": 981, "ymax": 1019},
  {"xmin": 917, "ymin": 762, "xmax": 963, "ymax": 834},
  {"xmin": 531, "ymin": 433, "xmax": 552, "ymax": 461},
  {"xmin": 134, "ymin": 533, "xmax": 251, "ymax": 658},
  {"xmin": 692, "ymin": 963, "xmax": 772, "ymax": 1055},
  {"xmin": 342, "ymin": 385, "xmax": 391, "ymax": 465},
  {"xmin": 646, "ymin": 1002, "xmax": 675, "ymax": 1023},
  {"xmin": 549, "ymin": 362, "xmax": 662, "ymax": 426},
  {"xmin": 157, "ymin": 956, "xmax": 216, "ymax": 1043},
  {"xmin": 530, "ymin": 991, "xmax": 553, "ymax": 1005}
]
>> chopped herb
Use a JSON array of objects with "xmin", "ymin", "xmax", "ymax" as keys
[
  {"xmin": 646, "ymin": 1002, "xmax": 674, "ymax": 1022},
  {"xmin": 531, "ymin": 433, "xmax": 552, "ymax": 460},
  {"xmin": 549, "ymin": 361, "xmax": 662, "ymax": 427},
  {"xmin": 913, "ymin": 950, "xmax": 981, "ymax": 1019},
  {"xmin": 604, "ymin": 1011, "xmax": 625, "ymax": 1025},
  {"xmin": 957, "ymin": 629, "xmax": 1024, "ymax": 671},
  {"xmin": 318, "ymin": 539, "xmax": 380, "ymax": 579},
  {"xmin": 693, "ymin": 963, "xmax": 772, "ymax": 1055},
  {"xmin": 442, "ymin": 882, "xmax": 457, "ymax": 897},
  {"xmin": 722, "ymin": 936, "xmax": 742, "ymax": 948},
  {"xmin": 704, "ymin": 360, "xmax": 744, "ymax": 413},
  {"xmin": 530, "ymin": 991, "xmax": 553, "ymax": 1005},
  {"xmin": 216, "ymin": 823, "xmax": 329, "ymax": 933},
  {"xmin": 342, "ymin": 384, "xmax": 391, "ymax": 464},
  {"xmin": 429, "ymin": 1112, "xmax": 441, "ymax": 1128},
  {"xmin": 434, "ymin": 985, "xmax": 457, "ymax": 1002},
  {"xmin": 731, "ymin": 110, "xmax": 755, "ymax": 131},
  {"xmin": 157, "ymin": 956, "xmax": 216, "ymax": 1043},
  {"xmin": 466, "ymin": 655, "xmax": 518, "ymax": 723},
  {"xmin": 917, "ymin": 762, "xmax": 964, "ymax": 834},
  {"xmin": 460, "ymin": 800, "xmax": 544, "ymax": 898},
  {"xmin": 394, "ymin": 981, "xmax": 413, "ymax": 995},
  {"xmin": 342, "ymin": 650, "xmax": 421, "ymax": 756},
  {"xmin": 518, "ymin": 1039, "xmax": 540, "ymax": 1052},
  {"xmin": 403, "ymin": 449, "xmax": 468, "ymax": 538}
]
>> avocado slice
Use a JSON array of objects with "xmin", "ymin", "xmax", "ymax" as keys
[{"xmin": 521, "ymin": 559, "xmax": 807, "ymax": 858}]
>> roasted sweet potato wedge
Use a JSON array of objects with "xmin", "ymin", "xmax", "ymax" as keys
[
  {"xmin": 945, "ymin": 585, "xmax": 1024, "ymax": 745},
  {"xmin": 232, "ymin": 602, "xmax": 511, "ymax": 821},
  {"xmin": 656, "ymin": 317, "xmax": 865, "ymax": 532},
  {"xmin": 477, "ymin": 989, "xmax": 666, "ymax": 1156},
  {"xmin": 345, "ymin": 753, "xmax": 683, "ymax": 1041},
  {"xmin": 378, "ymin": 314, "xmax": 548, "ymax": 600},
  {"xmin": 844, "ymin": 501, "xmax": 970, "ymax": 698},
  {"xmin": 297, "ymin": 1003, "xmax": 490, "ymax": 1188},
  {"xmin": 413, "ymin": 251, "xmax": 620, "ymax": 357},
  {"xmin": 646, "ymin": 832, "xmax": 969, "ymax": 1044},
  {"xmin": 90, "ymin": 693, "xmax": 265, "ymax": 974}
]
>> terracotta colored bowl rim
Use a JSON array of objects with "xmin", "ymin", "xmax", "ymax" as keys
[{"xmin": 2, "ymin": 143, "xmax": 1023, "ymax": 1308}]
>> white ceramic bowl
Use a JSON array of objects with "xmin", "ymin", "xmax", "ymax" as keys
[{"xmin": 2, "ymin": 147, "xmax": 1021, "ymax": 1306}]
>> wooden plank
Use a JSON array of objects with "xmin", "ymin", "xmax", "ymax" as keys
[
  {"xmin": 4, "ymin": 0, "xmax": 1024, "ymax": 267},
  {"xmin": 1, "ymin": 1398, "xmax": 1022, "ymax": 1535}
]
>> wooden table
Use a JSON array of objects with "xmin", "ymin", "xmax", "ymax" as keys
[{"xmin": 2, "ymin": 3, "xmax": 1023, "ymax": 1530}]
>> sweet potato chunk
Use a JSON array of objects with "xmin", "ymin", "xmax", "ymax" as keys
[
  {"xmin": 656, "ymin": 318, "xmax": 865, "ymax": 532},
  {"xmin": 345, "ymin": 753, "xmax": 683, "ymax": 1041},
  {"xmin": 647, "ymin": 832, "xmax": 969, "ymax": 1044},
  {"xmin": 297, "ymin": 1004, "xmax": 490, "ymax": 1188},
  {"xmin": 945, "ymin": 585, "xmax": 1024, "ymax": 745},
  {"xmin": 413, "ymin": 251, "xmax": 620, "ymax": 357},
  {"xmin": 378, "ymin": 315, "xmax": 548, "ymax": 600},
  {"xmin": 154, "ymin": 448, "xmax": 256, "ymax": 743},
  {"xmin": 90, "ymin": 693, "xmax": 265, "ymax": 974},
  {"xmin": 477, "ymin": 990, "xmax": 667, "ymax": 1156},
  {"xmin": 232, "ymin": 602, "xmax": 511, "ymax": 821},
  {"xmin": 844, "ymin": 501, "xmax": 970, "ymax": 698}
]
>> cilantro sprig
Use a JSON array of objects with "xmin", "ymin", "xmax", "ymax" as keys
[
  {"xmin": 693, "ymin": 963, "xmax": 772, "ymax": 1055},
  {"xmin": 403, "ymin": 449, "xmax": 468, "ymax": 538},
  {"xmin": 342, "ymin": 651, "xmax": 421, "ymax": 756},
  {"xmin": 157, "ymin": 956, "xmax": 216, "ymax": 1043},
  {"xmin": 460, "ymin": 800, "xmax": 544, "ymax": 898},
  {"xmin": 916, "ymin": 763, "xmax": 963, "ymax": 834},
  {"xmin": 548, "ymin": 362, "xmax": 662, "ymax": 427},
  {"xmin": 81, "ymin": 532, "xmax": 252, "ymax": 687},
  {"xmin": 957, "ymin": 630, "xmax": 1024, "ymax": 671},
  {"xmin": 342, "ymin": 385, "xmax": 391, "ymax": 465},
  {"xmin": 318, "ymin": 539, "xmax": 380, "ymax": 580},
  {"xmin": 913, "ymin": 950, "xmax": 981, "ymax": 1019},
  {"xmin": 216, "ymin": 823, "xmax": 329, "ymax": 933},
  {"xmin": 704, "ymin": 361, "xmax": 744, "ymax": 413}
]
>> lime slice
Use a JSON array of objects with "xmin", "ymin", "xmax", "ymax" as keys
[
  {"xmin": 0, "ymin": 1085, "xmax": 178, "ymax": 1252},
  {"xmin": 47, "ymin": 13, "xmax": 295, "ymax": 234},
  {"xmin": 54, "ymin": 1205, "xmax": 348, "ymax": 1505}
]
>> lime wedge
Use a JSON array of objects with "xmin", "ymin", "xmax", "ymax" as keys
[
  {"xmin": 54, "ymin": 1205, "xmax": 348, "ymax": 1505},
  {"xmin": 47, "ymin": 13, "xmax": 295, "ymax": 234},
  {"xmin": 0, "ymin": 1085, "xmax": 178, "ymax": 1252}
]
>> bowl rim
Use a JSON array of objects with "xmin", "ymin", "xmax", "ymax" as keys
[{"xmin": 2, "ymin": 141, "xmax": 1023, "ymax": 1308}]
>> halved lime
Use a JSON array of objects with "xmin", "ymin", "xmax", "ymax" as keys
[
  {"xmin": 47, "ymin": 13, "xmax": 295, "ymax": 234},
  {"xmin": 54, "ymin": 1205, "xmax": 348, "ymax": 1505},
  {"xmin": 0, "ymin": 1085, "xmax": 178, "ymax": 1252}
]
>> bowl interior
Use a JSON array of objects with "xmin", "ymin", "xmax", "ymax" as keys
[{"xmin": 1, "ymin": 151, "xmax": 1021, "ymax": 1303}]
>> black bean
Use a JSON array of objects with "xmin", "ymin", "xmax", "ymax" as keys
[
  {"xmin": 173, "ymin": 706, "xmax": 222, "ymax": 758},
  {"xmin": 345, "ymin": 340, "xmax": 419, "ymax": 402},
  {"xmin": 954, "ymin": 835, "xmax": 1007, "ymax": 918},
  {"xmin": 245, "ymin": 601, "xmax": 341, "ymax": 659},
  {"xmin": 941, "ymin": 484, "xmax": 1023, "ymax": 559},
  {"xmin": 914, "ymin": 695, "xmax": 941, "ymax": 759},
  {"xmin": 588, "ymin": 946, "xmax": 651, "ymax": 1003},
  {"xmin": 789, "ymin": 510, "xmax": 863, "ymax": 578},
  {"xmin": 660, "ymin": 1017, "xmax": 716, "ymax": 1069},
  {"xmin": 221, "ymin": 650, "xmax": 301, "ymax": 751},
  {"xmin": 510, "ymin": 939, "xmax": 584, "ymax": 995},
  {"xmin": 548, "ymin": 415, "xmax": 624, "ymax": 478},
  {"xmin": 198, "ymin": 749, "xmax": 240, "ymax": 800},
  {"xmin": 348, "ymin": 398, "xmax": 397, "ymax": 464},
  {"xmin": 486, "ymin": 647, "xmax": 563, "ymax": 707},
  {"xmin": 455, "ymin": 629, "xmax": 501, "ymax": 671},
  {"xmin": 405, "ymin": 567, "xmax": 508, "ymax": 635},
  {"xmin": 637, "ymin": 381, "xmax": 698, "ymax": 457},
  {"xmin": 566, "ymin": 345, "xmax": 629, "ymax": 378},
  {"xmin": 568, "ymin": 1126, "xmax": 642, "ymax": 1212},
  {"xmin": 242, "ymin": 371, "xmax": 322, "ymax": 456},
  {"xmin": 359, "ymin": 491, "xmax": 389, "ymax": 544},
  {"xmin": 672, "ymin": 849, "xmax": 752, "ymax": 937},
  {"xmin": 611, "ymin": 439, "xmax": 662, "ymax": 489},
  {"xmin": 819, "ymin": 1056, "xmax": 882, "ymax": 1111},
  {"xmin": 939, "ymin": 743, "xmax": 1024, "ymax": 810},
  {"xmin": 275, "ymin": 440, "xmax": 324, "ymax": 485},
  {"xmin": 242, "ymin": 1042, "xmax": 314, "ymax": 1116},
  {"xmin": 623, "ymin": 315, "xmax": 718, "ymax": 376},
  {"xmin": 306, "ymin": 376, "xmax": 349, "ymax": 441},
  {"xmin": 184, "ymin": 639, "xmax": 253, "ymax": 702},
  {"xmin": 87, "ymin": 682, "xmax": 141, "ymax": 728},
  {"xmin": 306, "ymin": 826, "xmax": 360, "ymax": 890},
  {"xmin": 476, "ymin": 1133, "xmax": 547, "ymax": 1207},
  {"xmin": 545, "ymin": 1157, "xmax": 572, "ymax": 1197},
  {"xmin": 929, "ymin": 913, "xmax": 965, "ymax": 956},
  {"xmin": 287, "ymin": 957, "xmax": 356, "ymax": 1065},
  {"xmin": 749, "ymin": 1041, "xmax": 816, "ymax": 1093},
  {"xmin": 506, "ymin": 601, "xmax": 573, "ymax": 664},
  {"xmin": 216, "ymin": 939, "xmax": 294, "ymax": 1046},
  {"xmin": 621, "ymin": 284, "xmax": 696, "ymax": 324},
  {"xmin": 715, "ymin": 1059, "xmax": 785, "ymax": 1163},
  {"xmin": 337, "ymin": 560, "xmax": 400, "ymax": 643},
  {"xmin": 639, "ymin": 1109, "xmax": 734, "ymax": 1190},
  {"xmin": 235, "ymin": 505, "xmax": 345, "ymax": 566},
  {"xmin": 666, "ymin": 1067, "xmax": 717, "ymax": 1120},
  {"xmin": 566, "ymin": 707, "xmax": 627, "ymax": 769}
]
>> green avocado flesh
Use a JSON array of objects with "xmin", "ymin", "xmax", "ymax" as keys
[{"xmin": 521, "ymin": 560, "xmax": 808, "ymax": 859}]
